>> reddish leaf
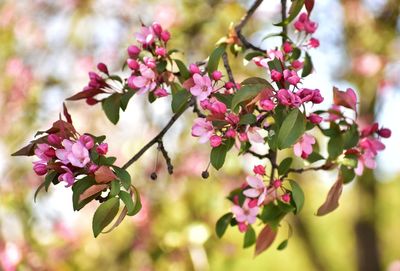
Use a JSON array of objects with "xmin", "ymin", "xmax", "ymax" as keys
[
  {"xmin": 46, "ymin": 120, "xmax": 76, "ymax": 138},
  {"xmin": 333, "ymin": 87, "xmax": 357, "ymax": 111},
  {"xmin": 11, "ymin": 143, "xmax": 36, "ymax": 156},
  {"xmin": 254, "ymin": 225, "xmax": 278, "ymax": 256},
  {"xmin": 317, "ymin": 178, "xmax": 343, "ymax": 216},
  {"xmin": 246, "ymin": 88, "xmax": 274, "ymax": 108},
  {"xmin": 182, "ymin": 78, "xmax": 194, "ymax": 90},
  {"xmin": 95, "ymin": 166, "xmax": 117, "ymax": 183},
  {"xmin": 79, "ymin": 184, "xmax": 108, "ymax": 202},
  {"xmin": 305, "ymin": 0, "xmax": 315, "ymax": 15},
  {"xmin": 63, "ymin": 103, "xmax": 73, "ymax": 124},
  {"xmin": 66, "ymin": 88, "xmax": 102, "ymax": 101}
]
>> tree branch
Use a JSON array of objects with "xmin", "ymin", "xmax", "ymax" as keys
[
  {"xmin": 235, "ymin": 0, "xmax": 265, "ymax": 52},
  {"xmin": 157, "ymin": 139, "xmax": 174, "ymax": 174}
]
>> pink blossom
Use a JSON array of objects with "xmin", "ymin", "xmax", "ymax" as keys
[
  {"xmin": 189, "ymin": 73, "xmax": 213, "ymax": 101},
  {"xmin": 231, "ymin": 198, "xmax": 259, "ymax": 225},
  {"xmin": 247, "ymin": 127, "xmax": 264, "ymax": 144},
  {"xmin": 56, "ymin": 139, "xmax": 90, "ymax": 168},
  {"xmin": 308, "ymin": 113, "xmax": 323, "ymax": 124},
  {"xmin": 378, "ymin": 128, "xmax": 391, "ymax": 138},
  {"xmin": 155, "ymin": 47, "xmax": 167, "ymax": 57},
  {"xmin": 260, "ymin": 99, "xmax": 275, "ymax": 111},
  {"xmin": 225, "ymin": 113, "xmax": 239, "ymax": 125},
  {"xmin": 308, "ymin": 38, "xmax": 320, "ymax": 48},
  {"xmin": 128, "ymin": 64, "xmax": 157, "ymax": 94},
  {"xmin": 277, "ymin": 89, "xmax": 302, "ymax": 107},
  {"xmin": 270, "ymin": 70, "xmax": 282, "ymax": 82},
  {"xmin": 58, "ymin": 166, "xmax": 75, "ymax": 187},
  {"xmin": 267, "ymin": 50, "xmax": 284, "ymax": 61},
  {"xmin": 359, "ymin": 138, "xmax": 385, "ymax": 156},
  {"xmin": 127, "ymin": 45, "xmax": 141, "ymax": 58},
  {"xmin": 355, "ymin": 151, "xmax": 377, "ymax": 176},
  {"xmin": 79, "ymin": 135, "xmax": 94, "ymax": 149},
  {"xmin": 273, "ymin": 179, "xmax": 282, "ymax": 188},
  {"xmin": 212, "ymin": 70, "xmax": 222, "ymax": 81},
  {"xmin": 191, "ymin": 118, "xmax": 214, "ymax": 143},
  {"xmin": 293, "ymin": 134, "xmax": 316, "ymax": 158},
  {"xmin": 96, "ymin": 143, "xmax": 108, "ymax": 155},
  {"xmin": 127, "ymin": 59, "xmax": 139, "ymax": 70},
  {"xmin": 189, "ymin": 64, "xmax": 200, "ymax": 74},
  {"xmin": 226, "ymin": 129, "xmax": 236, "ymax": 138},
  {"xmin": 136, "ymin": 26, "xmax": 155, "ymax": 46},
  {"xmin": 152, "ymin": 22, "xmax": 163, "ymax": 36},
  {"xmin": 143, "ymin": 57, "xmax": 156, "ymax": 68},
  {"xmin": 238, "ymin": 132, "xmax": 249, "ymax": 142},
  {"xmin": 292, "ymin": 60, "xmax": 303, "ymax": 70},
  {"xmin": 244, "ymin": 176, "xmax": 267, "ymax": 206},
  {"xmin": 160, "ymin": 30, "xmax": 171, "ymax": 42},
  {"xmin": 282, "ymin": 42, "xmax": 293, "ymax": 53},
  {"xmin": 294, "ymin": 13, "xmax": 318, "ymax": 34},
  {"xmin": 225, "ymin": 81, "xmax": 235, "ymax": 90},
  {"xmin": 361, "ymin": 123, "xmax": 379, "ymax": 137},
  {"xmin": 333, "ymin": 87, "xmax": 357, "ymax": 110},
  {"xmin": 281, "ymin": 193, "xmax": 291, "ymax": 203},
  {"xmin": 33, "ymin": 162, "xmax": 47, "ymax": 176},
  {"xmin": 253, "ymin": 165, "xmax": 266, "ymax": 175},
  {"xmin": 296, "ymin": 88, "xmax": 324, "ymax": 104},
  {"xmin": 210, "ymin": 135, "xmax": 222, "ymax": 148},
  {"xmin": 283, "ymin": 69, "xmax": 301, "ymax": 85},
  {"xmin": 154, "ymin": 88, "xmax": 169, "ymax": 97},
  {"xmin": 35, "ymin": 143, "xmax": 53, "ymax": 162},
  {"xmin": 47, "ymin": 134, "xmax": 62, "ymax": 145}
]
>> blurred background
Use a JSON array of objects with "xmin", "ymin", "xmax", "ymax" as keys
[{"xmin": 1, "ymin": 0, "xmax": 400, "ymax": 270}]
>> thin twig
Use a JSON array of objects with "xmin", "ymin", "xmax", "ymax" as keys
[
  {"xmin": 222, "ymin": 52, "xmax": 237, "ymax": 90},
  {"xmin": 157, "ymin": 139, "xmax": 174, "ymax": 174}
]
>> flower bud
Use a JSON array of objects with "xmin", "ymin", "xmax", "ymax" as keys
[
  {"xmin": 152, "ymin": 22, "xmax": 163, "ymax": 36},
  {"xmin": 86, "ymin": 97, "xmax": 98, "ymax": 105},
  {"xmin": 127, "ymin": 59, "xmax": 139, "ymax": 70},
  {"xmin": 238, "ymin": 222, "xmax": 248, "ymax": 233},
  {"xmin": 189, "ymin": 64, "xmax": 200, "ymax": 74},
  {"xmin": 33, "ymin": 163, "xmax": 47, "ymax": 176},
  {"xmin": 155, "ymin": 47, "xmax": 167, "ymax": 57},
  {"xmin": 308, "ymin": 113, "xmax": 323, "ymax": 124},
  {"xmin": 160, "ymin": 30, "xmax": 170, "ymax": 42},
  {"xmin": 248, "ymin": 199, "xmax": 258, "ymax": 208},
  {"xmin": 210, "ymin": 135, "xmax": 222, "ymax": 148},
  {"xmin": 127, "ymin": 45, "xmax": 141, "ymax": 58},
  {"xmin": 225, "ymin": 129, "xmax": 236, "ymax": 138},
  {"xmin": 253, "ymin": 165, "xmax": 266, "ymax": 175},
  {"xmin": 281, "ymin": 193, "xmax": 291, "ymax": 203},
  {"xmin": 154, "ymin": 88, "xmax": 169, "ymax": 97},
  {"xmin": 282, "ymin": 42, "xmax": 293, "ymax": 53},
  {"xmin": 271, "ymin": 70, "xmax": 282, "ymax": 82},
  {"xmin": 212, "ymin": 70, "xmax": 222, "ymax": 81},
  {"xmin": 96, "ymin": 143, "xmax": 108, "ymax": 155},
  {"xmin": 260, "ymin": 99, "xmax": 275, "ymax": 111},
  {"xmin": 97, "ymin": 62, "xmax": 109, "ymax": 75},
  {"xmin": 273, "ymin": 179, "xmax": 282, "ymax": 188},
  {"xmin": 225, "ymin": 81, "xmax": 235, "ymax": 90},
  {"xmin": 79, "ymin": 135, "xmax": 94, "ymax": 149},
  {"xmin": 47, "ymin": 134, "xmax": 62, "ymax": 145},
  {"xmin": 378, "ymin": 128, "xmax": 391, "ymax": 138},
  {"xmin": 44, "ymin": 148, "xmax": 56, "ymax": 158}
]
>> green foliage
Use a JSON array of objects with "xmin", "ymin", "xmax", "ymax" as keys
[
  {"xmin": 92, "ymin": 197, "xmax": 120, "ymax": 237},
  {"xmin": 216, "ymin": 212, "xmax": 233, "ymax": 238},
  {"xmin": 277, "ymin": 109, "xmax": 306, "ymax": 149}
]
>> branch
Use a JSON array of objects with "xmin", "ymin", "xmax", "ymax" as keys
[
  {"xmin": 222, "ymin": 51, "xmax": 238, "ymax": 90},
  {"xmin": 285, "ymin": 163, "xmax": 335, "ymax": 177},
  {"xmin": 122, "ymin": 99, "xmax": 192, "ymax": 170},
  {"xmin": 234, "ymin": 0, "xmax": 265, "ymax": 52},
  {"xmin": 157, "ymin": 139, "xmax": 173, "ymax": 174}
]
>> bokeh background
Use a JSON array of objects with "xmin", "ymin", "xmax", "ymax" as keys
[{"xmin": 1, "ymin": 0, "xmax": 400, "ymax": 270}]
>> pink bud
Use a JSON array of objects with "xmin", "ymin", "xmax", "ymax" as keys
[
  {"xmin": 47, "ymin": 134, "xmax": 62, "ymax": 145},
  {"xmin": 308, "ymin": 38, "xmax": 320, "ymax": 48},
  {"xmin": 44, "ymin": 148, "xmax": 56, "ymax": 158},
  {"xmin": 225, "ymin": 113, "xmax": 240, "ymax": 125},
  {"xmin": 271, "ymin": 70, "xmax": 282, "ymax": 82},
  {"xmin": 160, "ymin": 30, "xmax": 170, "ymax": 42},
  {"xmin": 260, "ymin": 99, "xmax": 275, "ymax": 111},
  {"xmin": 238, "ymin": 222, "xmax": 248, "ymax": 233},
  {"xmin": 127, "ymin": 59, "xmax": 139, "ymax": 70},
  {"xmin": 189, "ymin": 64, "xmax": 200, "ymax": 74},
  {"xmin": 127, "ymin": 45, "xmax": 141, "ymax": 58},
  {"xmin": 292, "ymin": 60, "xmax": 303, "ymax": 70},
  {"xmin": 155, "ymin": 47, "xmax": 167, "ymax": 57},
  {"xmin": 86, "ymin": 97, "xmax": 98, "ymax": 105},
  {"xmin": 152, "ymin": 22, "xmax": 163, "ymax": 36},
  {"xmin": 233, "ymin": 195, "xmax": 239, "ymax": 205},
  {"xmin": 378, "ymin": 128, "xmax": 391, "ymax": 138},
  {"xmin": 88, "ymin": 163, "xmax": 99, "ymax": 173},
  {"xmin": 97, "ymin": 62, "xmax": 109, "ymax": 75},
  {"xmin": 282, "ymin": 42, "xmax": 293, "ymax": 53},
  {"xmin": 308, "ymin": 113, "xmax": 323, "ymax": 124},
  {"xmin": 96, "ymin": 143, "xmax": 108, "ymax": 155},
  {"xmin": 212, "ymin": 70, "xmax": 223, "ymax": 81},
  {"xmin": 253, "ymin": 165, "xmax": 266, "ymax": 175},
  {"xmin": 33, "ymin": 163, "xmax": 47, "ymax": 176},
  {"xmin": 225, "ymin": 81, "xmax": 235, "ymax": 90},
  {"xmin": 281, "ymin": 193, "xmax": 291, "ymax": 203},
  {"xmin": 154, "ymin": 88, "xmax": 169, "ymax": 97},
  {"xmin": 225, "ymin": 129, "xmax": 236, "ymax": 138},
  {"xmin": 210, "ymin": 135, "xmax": 222, "ymax": 148},
  {"xmin": 79, "ymin": 135, "xmax": 94, "ymax": 149},
  {"xmin": 248, "ymin": 199, "xmax": 258, "ymax": 208},
  {"xmin": 273, "ymin": 179, "xmax": 282, "ymax": 188},
  {"xmin": 238, "ymin": 132, "xmax": 248, "ymax": 142}
]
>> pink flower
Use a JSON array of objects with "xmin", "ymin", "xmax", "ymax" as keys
[
  {"xmin": 282, "ymin": 42, "xmax": 293, "ymax": 53},
  {"xmin": 308, "ymin": 38, "xmax": 320, "ymax": 48},
  {"xmin": 333, "ymin": 87, "xmax": 357, "ymax": 111},
  {"xmin": 191, "ymin": 118, "xmax": 214, "ymax": 143},
  {"xmin": 231, "ymin": 198, "xmax": 259, "ymax": 225},
  {"xmin": 225, "ymin": 129, "xmax": 236, "ymax": 138},
  {"xmin": 154, "ymin": 88, "xmax": 169, "ymax": 97},
  {"xmin": 33, "ymin": 162, "xmax": 47, "ymax": 176},
  {"xmin": 127, "ymin": 59, "xmax": 139, "ymax": 70},
  {"xmin": 35, "ymin": 143, "xmax": 53, "ymax": 162},
  {"xmin": 136, "ymin": 26, "xmax": 155, "ymax": 46},
  {"xmin": 225, "ymin": 113, "xmax": 239, "ymax": 125},
  {"xmin": 96, "ymin": 143, "xmax": 108, "ymax": 155},
  {"xmin": 296, "ymin": 88, "xmax": 323, "ymax": 104},
  {"xmin": 283, "ymin": 69, "xmax": 301, "ymax": 85},
  {"xmin": 308, "ymin": 113, "xmax": 323, "ymax": 124},
  {"xmin": 359, "ymin": 138, "xmax": 385, "ymax": 156},
  {"xmin": 267, "ymin": 49, "xmax": 284, "ymax": 61},
  {"xmin": 56, "ymin": 139, "xmax": 90, "ymax": 168},
  {"xmin": 253, "ymin": 165, "xmax": 266, "ymax": 175},
  {"xmin": 79, "ymin": 135, "xmax": 94, "ymax": 149},
  {"xmin": 97, "ymin": 63, "xmax": 109, "ymax": 75},
  {"xmin": 292, "ymin": 60, "xmax": 303, "ymax": 70},
  {"xmin": 355, "ymin": 151, "xmax": 376, "ymax": 176},
  {"xmin": 277, "ymin": 89, "xmax": 302, "ymax": 107},
  {"xmin": 293, "ymin": 134, "xmax": 316, "ymax": 158},
  {"xmin": 294, "ymin": 13, "xmax": 318, "ymax": 34},
  {"xmin": 260, "ymin": 99, "xmax": 275, "ymax": 111},
  {"xmin": 247, "ymin": 127, "xmax": 264, "ymax": 143},
  {"xmin": 281, "ymin": 193, "xmax": 291, "ymax": 203},
  {"xmin": 128, "ymin": 64, "xmax": 157, "ymax": 94},
  {"xmin": 160, "ymin": 30, "xmax": 171, "ymax": 42},
  {"xmin": 47, "ymin": 134, "xmax": 62, "ymax": 145},
  {"xmin": 243, "ymin": 175, "xmax": 267, "ymax": 206},
  {"xmin": 58, "ymin": 166, "xmax": 75, "ymax": 187},
  {"xmin": 210, "ymin": 135, "xmax": 222, "ymax": 148},
  {"xmin": 270, "ymin": 70, "xmax": 282, "ymax": 82},
  {"xmin": 155, "ymin": 47, "xmax": 167, "ymax": 57},
  {"xmin": 190, "ymin": 73, "xmax": 213, "ymax": 101},
  {"xmin": 152, "ymin": 22, "xmax": 163, "ymax": 36}
]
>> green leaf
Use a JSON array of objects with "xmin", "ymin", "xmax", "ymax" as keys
[
  {"xmin": 231, "ymin": 84, "xmax": 265, "ymax": 112},
  {"xmin": 291, "ymin": 47, "xmax": 302, "ymax": 60},
  {"xmin": 216, "ymin": 212, "xmax": 233, "ymax": 238},
  {"xmin": 113, "ymin": 167, "xmax": 131, "ymax": 190},
  {"xmin": 120, "ymin": 91, "xmax": 135, "ymax": 111},
  {"xmin": 243, "ymin": 226, "xmax": 256, "ymax": 248},
  {"xmin": 72, "ymin": 176, "xmax": 96, "ymax": 211},
  {"xmin": 44, "ymin": 170, "xmax": 58, "ymax": 191},
  {"xmin": 210, "ymin": 144, "xmax": 228, "ymax": 170},
  {"xmin": 171, "ymin": 87, "xmax": 190, "ymax": 113},
  {"xmin": 342, "ymin": 125, "xmax": 359, "ymax": 149},
  {"xmin": 109, "ymin": 180, "xmax": 120, "ymax": 197},
  {"xmin": 267, "ymin": 58, "xmax": 283, "ymax": 73},
  {"xmin": 328, "ymin": 136, "xmax": 344, "ymax": 159},
  {"xmin": 102, "ymin": 93, "xmax": 121, "ymax": 124},
  {"xmin": 340, "ymin": 166, "xmax": 355, "ymax": 184},
  {"xmin": 92, "ymin": 197, "xmax": 120, "ymax": 237},
  {"xmin": 207, "ymin": 46, "xmax": 225, "ymax": 76},
  {"xmin": 214, "ymin": 93, "xmax": 233, "ymax": 107},
  {"xmin": 306, "ymin": 152, "xmax": 325, "ymax": 163},
  {"xmin": 275, "ymin": 0, "xmax": 305, "ymax": 26},
  {"xmin": 130, "ymin": 186, "xmax": 142, "ymax": 216},
  {"xmin": 241, "ymin": 77, "xmax": 275, "ymax": 90},
  {"xmin": 277, "ymin": 109, "xmax": 306, "ymax": 149},
  {"xmin": 174, "ymin": 59, "xmax": 190, "ymax": 81},
  {"xmin": 278, "ymin": 157, "xmax": 293, "ymax": 176},
  {"xmin": 238, "ymin": 114, "xmax": 257, "ymax": 126},
  {"xmin": 277, "ymin": 239, "xmax": 289, "ymax": 250},
  {"xmin": 260, "ymin": 201, "xmax": 294, "ymax": 227},
  {"xmin": 289, "ymin": 180, "xmax": 305, "ymax": 214},
  {"xmin": 156, "ymin": 60, "xmax": 167, "ymax": 73},
  {"xmin": 244, "ymin": 51, "xmax": 265, "ymax": 61},
  {"xmin": 34, "ymin": 181, "xmax": 46, "ymax": 202},
  {"xmin": 302, "ymin": 52, "xmax": 313, "ymax": 77},
  {"xmin": 119, "ymin": 191, "xmax": 136, "ymax": 216},
  {"xmin": 97, "ymin": 156, "xmax": 117, "ymax": 166}
]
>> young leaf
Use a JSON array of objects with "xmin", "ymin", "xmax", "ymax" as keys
[
  {"xmin": 301, "ymin": 52, "xmax": 313, "ymax": 77},
  {"xmin": 102, "ymin": 93, "xmax": 121, "ymax": 124},
  {"xmin": 244, "ymin": 51, "xmax": 265, "ymax": 61},
  {"xmin": 72, "ymin": 176, "xmax": 97, "ymax": 211},
  {"xmin": 109, "ymin": 180, "xmax": 120, "ymax": 197},
  {"xmin": 171, "ymin": 87, "xmax": 190, "ymax": 113},
  {"xmin": 238, "ymin": 114, "xmax": 257, "ymax": 126},
  {"xmin": 243, "ymin": 226, "xmax": 256, "ymax": 248},
  {"xmin": 340, "ymin": 166, "xmax": 355, "ymax": 184},
  {"xmin": 277, "ymin": 239, "xmax": 289, "ymax": 250},
  {"xmin": 289, "ymin": 180, "xmax": 305, "ymax": 214},
  {"xmin": 119, "ymin": 191, "xmax": 135, "ymax": 215},
  {"xmin": 216, "ymin": 212, "xmax": 233, "ymax": 238},
  {"xmin": 278, "ymin": 157, "xmax": 293, "ymax": 176},
  {"xmin": 94, "ymin": 166, "xmax": 117, "ymax": 183},
  {"xmin": 113, "ymin": 167, "xmax": 131, "ymax": 190},
  {"xmin": 207, "ymin": 46, "xmax": 225, "ymax": 75},
  {"xmin": 255, "ymin": 225, "xmax": 278, "ymax": 256},
  {"xmin": 328, "ymin": 136, "xmax": 344, "ymax": 159},
  {"xmin": 92, "ymin": 197, "xmax": 120, "ymax": 237},
  {"xmin": 316, "ymin": 178, "xmax": 343, "ymax": 216},
  {"xmin": 231, "ymin": 84, "xmax": 265, "ymax": 112},
  {"xmin": 130, "ymin": 185, "xmax": 142, "ymax": 216},
  {"xmin": 274, "ymin": 0, "xmax": 305, "ymax": 26},
  {"xmin": 174, "ymin": 59, "xmax": 190, "ymax": 80},
  {"xmin": 210, "ymin": 144, "xmax": 228, "ymax": 170},
  {"xmin": 277, "ymin": 109, "xmax": 306, "ymax": 149},
  {"xmin": 120, "ymin": 91, "xmax": 135, "ymax": 111}
]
